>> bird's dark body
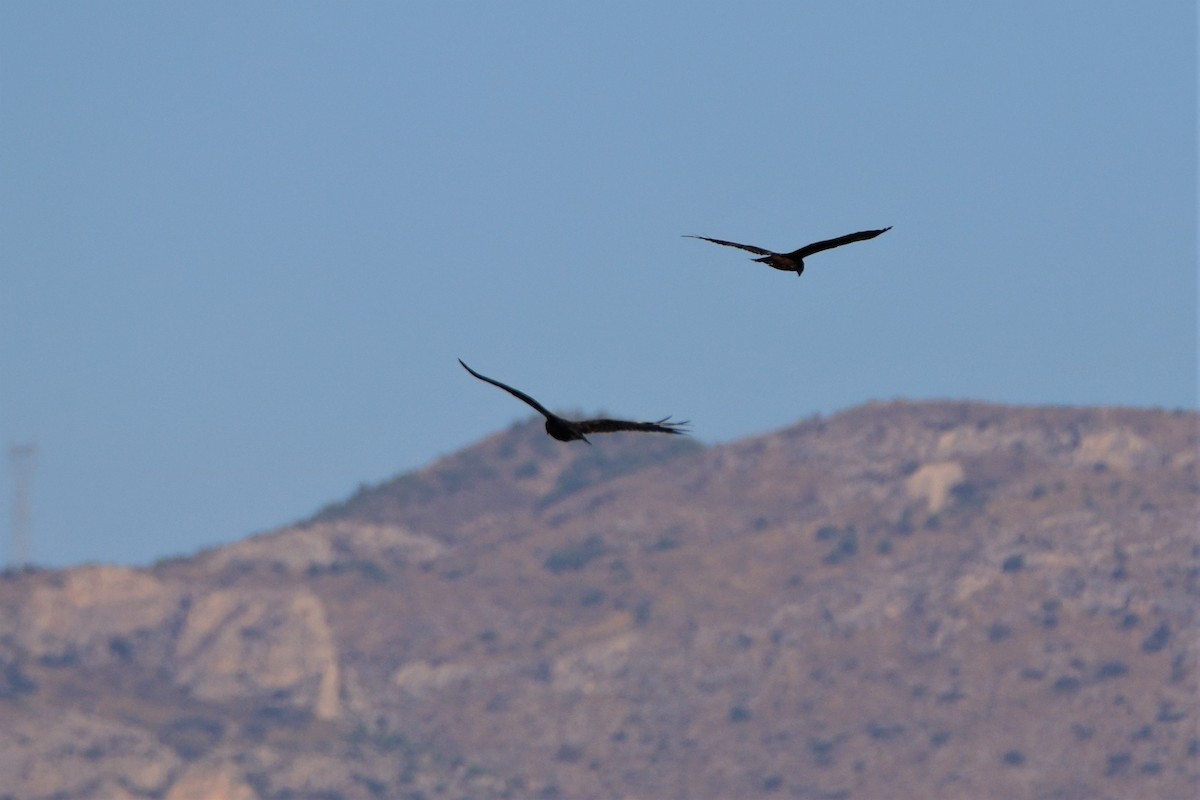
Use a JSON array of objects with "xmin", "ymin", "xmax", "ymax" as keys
[
  {"xmin": 544, "ymin": 417, "xmax": 583, "ymax": 442},
  {"xmin": 755, "ymin": 253, "xmax": 807, "ymax": 273},
  {"xmin": 458, "ymin": 359, "xmax": 687, "ymax": 444},
  {"xmin": 686, "ymin": 226, "xmax": 891, "ymax": 277}
]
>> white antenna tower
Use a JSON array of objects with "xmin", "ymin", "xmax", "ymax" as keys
[{"xmin": 8, "ymin": 443, "xmax": 36, "ymax": 568}]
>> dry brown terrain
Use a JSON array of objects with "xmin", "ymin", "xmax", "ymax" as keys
[{"xmin": 0, "ymin": 400, "xmax": 1195, "ymax": 800}]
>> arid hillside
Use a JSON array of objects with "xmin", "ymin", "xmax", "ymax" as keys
[{"xmin": 0, "ymin": 400, "xmax": 1195, "ymax": 800}]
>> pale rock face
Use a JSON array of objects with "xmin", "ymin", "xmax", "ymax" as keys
[
  {"xmin": 203, "ymin": 521, "xmax": 447, "ymax": 574},
  {"xmin": 552, "ymin": 629, "xmax": 639, "ymax": 693},
  {"xmin": 904, "ymin": 461, "xmax": 965, "ymax": 513},
  {"xmin": 15, "ymin": 565, "xmax": 176, "ymax": 658},
  {"xmin": 166, "ymin": 761, "xmax": 258, "ymax": 800},
  {"xmin": 205, "ymin": 526, "xmax": 337, "ymax": 573},
  {"xmin": 0, "ymin": 711, "xmax": 180, "ymax": 798},
  {"xmin": 1073, "ymin": 428, "xmax": 1151, "ymax": 471},
  {"xmin": 173, "ymin": 587, "xmax": 341, "ymax": 719},
  {"xmin": 392, "ymin": 659, "xmax": 475, "ymax": 696}
]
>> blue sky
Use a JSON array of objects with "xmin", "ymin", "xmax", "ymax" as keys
[{"xmin": 2, "ymin": 3, "xmax": 1195, "ymax": 568}]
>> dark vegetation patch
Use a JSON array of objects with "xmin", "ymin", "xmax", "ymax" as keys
[
  {"xmin": 0, "ymin": 660, "xmax": 37, "ymax": 697},
  {"xmin": 541, "ymin": 437, "xmax": 702, "ymax": 507},
  {"xmin": 1001, "ymin": 554, "xmax": 1025, "ymax": 572},
  {"xmin": 819, "ymin": 526, "xmax": 858, "ymax": 565},
  {"xmin": 160, "ymin": 716, "xmax": 225, "ymax": 760},
  {"xmin": 544, "ymin": 536, "xmax": 608, "ymax": 573},
  {"xmin": 728, "ymin": 706, "xmax": 752, "ymax": 723},
  {"xmin": 1141, "ymin": 623, "xmax": 1170, "ymax": 653},
  {"xmin": 987, "ymin": 622, "xmax": 1013, "ymax": 642}
]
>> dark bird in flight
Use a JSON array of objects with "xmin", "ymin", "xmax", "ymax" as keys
[
  {"xmin": 459, "ymin": 359, "xmax": 688, "ymax": 445},
  {"xmin": 684, "ymin": 226, "xmax": 891, "ymax": 277}
]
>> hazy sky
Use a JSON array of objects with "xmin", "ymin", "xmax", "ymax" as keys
[{"xmin": 2, "ymin": 3, "xmax": 1195, "ymax": 568}]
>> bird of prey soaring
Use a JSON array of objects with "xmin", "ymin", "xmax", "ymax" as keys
[
  {"xmin": 684, "ymin": 226, "xmax": 891, "ymax": 277},
  {"xmin": 459, "ymin": 359, "xmax": 688, "ymax": 445}
]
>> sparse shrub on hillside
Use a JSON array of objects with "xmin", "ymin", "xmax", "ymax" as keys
[
  {"xmin": 808, "ymin": 737, "xmax": 837, "ymax": 767},
  {"xmin": 150, "ymin": 554, "xmax": 190, "ymax": 570},
  {"xmin": 1171, "ymin": 652, "xmax": 1189, "ymax": 683},
  {"xmin": 108, "ymin": 636, "xmax": 134, "ymax": 661},
  {"xmin": 1071, "ymin": 723, "xmax": 1095, "ymax": 740},
  {"xmin": 437, "ymin": 455, "xmax": 499, "ymax": 492},
  {"xmin": 987, "ymin": 622, "xmax": 1013, "ymax": 642},
  {"xmin": 306, "ymin": 559, "xmax": 390, "ymax": 582},
  {"xmin": 1141, "ymin": 622, "xmax": 1170, "ymax": 653},
  {"xmin": 543, "ymin": 535, "xmax": 607, "ymax": 573},
  {"xmin": 608, "ymin": 559, "xmax": 632, "ymax": 583},
  {"xmin": 37, "ymin": 649, "xmax": 78, "ymax": 668},
  {"xmin": 1157, "ymin": 701, "xmax": 1186, "ymax": 723},
  {"xmin": 949, "ymin": 481, "xmax": 989, "ymax": 511},
  {"xmin": 937, "ymin": 686, "xmax": 965, "ymax": 704},
  {"xmin": 352, "ymin": 774, "xmax": 389, "ymax": 798},
  {"xmin": 1040, "ymin": 600, "xmax": 1059, "ymax": 629},
  {"xmin": 349, "ymin": 722, "xmax": 417, "ymax": 755},
  {"xmin": 579, "ymin": 588, "xmax": 605, "ymax": 607},
  {"xmin": 1131, "ymin": 724, "xmax": 1153, "ymax": 741},
  {"xmin": 815, "ymin": 525, "xmax": 841, "ymax": 542},
  {"xmin": 540, "ymin": 437, "xmax": 702, "ymax": 507},
  {"xmin": 822, "ymin": 526, "xmax": 858, "ymax": 565},
  {"xmin": 554, "ymin": 743, "xmax": 583, "ymax": 763},
  {"xmin": 1051, "ymin": 676, "xmax": 1082, "ymax": 695},
  {"xmin": 160, "ymin": 716, "xmax": 224, "ymax": 760},
  {"xmin": 644, "ymin": 533, "xmax": 681, "ymax": 553},
  {"xmin": 439, "ymin": 564, "xmax": 472, "ymax": 581},
  {"xmin": 866, "ymin": 722, "xmax": 904, "ymax": 740},
  {"xmin": 1109, "ymin": 545, "xmax": 1131, "ymax": 580},
  {"xmin": 0, "ymin": 660, "xmax": 36, "ymax": 697},
  {"xmin": 1105, "ymin": 752, "xmax": 1132, "ymax": 777}
]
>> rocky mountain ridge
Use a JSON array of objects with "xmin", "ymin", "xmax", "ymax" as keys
[{"xmin": 0, "ymin": 400, "xmax": 1195, "ymax": 799}]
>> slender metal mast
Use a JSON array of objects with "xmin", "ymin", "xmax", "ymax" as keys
[{"xmin": 8, "ymin": 442, "xmax": 36, "ymax": 568}]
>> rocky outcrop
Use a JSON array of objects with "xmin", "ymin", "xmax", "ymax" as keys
[
  {"xmin": 0, "ymin": 711, "xmax": 180, "ymax": 799},
  {"xmin": 200, "ymin": 520, "xmax": 448, "ymax": 575},
  {"xmin": 0, "ymin": 401, "xmax": 1194, "ymax": 800},
  {"xmin": 904, "ymin": 460, "xmax": 964, "ymax": 512},
  {"xmin": 164, "ymin": 761, "xmax": 257, "ymax": 800},
  {"xmin": 173, "ymin": 586, "xmax": 342, "ymax": 719},
  {"xmin": 12, "ymin": 566, "xmax": 178, "ymax": 661}
]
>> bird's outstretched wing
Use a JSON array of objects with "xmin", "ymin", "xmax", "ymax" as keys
[
  {"xmin": 576, "ymin": 416, "xmax": 689, "ymax": 436},
  {"xmin": 790, "ymin": 227, "xmax": 891, "ymax": 259},
  {"xmin": 683, "ymin": 235, "xmax": 775, "ymax": 257},
  {"xmin": 459, "ymin": 359, "xmax": 555, "ymax": 420}
]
